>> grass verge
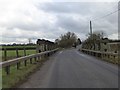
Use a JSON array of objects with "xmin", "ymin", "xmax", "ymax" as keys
[
  {"xmin": 2, "ymin": 57, "xmax": 48, "ymax": 88},
  {"xmin": 2, "ymin": 50, "xmax": 36, "ymax": 61}
]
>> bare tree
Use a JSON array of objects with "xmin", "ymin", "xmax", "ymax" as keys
[
  {"xmin": 57, "ymin": 32, "xmax": 78, "ymax": 48},
  {"xmin": 82, "ymin": 31, "xmax": 106, "ymax": 50}
]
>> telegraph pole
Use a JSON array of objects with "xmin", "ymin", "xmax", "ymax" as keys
[
  {"xmin": 90, "ymin": 20, "xmax": 92, "ymax": 36},
  {"xmin": 90, "ymin": 20, "xmax": 95, "ymax": 50}
]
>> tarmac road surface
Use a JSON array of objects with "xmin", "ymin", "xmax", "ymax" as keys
[{"xmin": 18, "ymin": 49, "xmax": 118, "ymax": 88}]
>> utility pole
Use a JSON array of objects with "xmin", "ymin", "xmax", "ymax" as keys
[
  {"xmin": 90, "ymin": 20, "xmax": 92, "ymax": 36},
  {"xmin": 90, "ymin": 20, "xmax": 95, "ymax": 50}
]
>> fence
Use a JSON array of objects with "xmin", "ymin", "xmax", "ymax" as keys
[
  {"xmin": 80, "ymin": 49, "xmax": 119, "ymax": 64},
  {"xmin": 1, "ymin": 47, "xmax": 36, "ymax": 61},
  {"xmin": 0, "ymin": 48, "xmax": 58, "ymax": 75}
]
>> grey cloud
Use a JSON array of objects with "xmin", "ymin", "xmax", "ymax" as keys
[
  {"xmin": 0, "ymin": 21, "xmax": 49, "ymax": 31},
  {"xmin": 37, "ymin": 2, "xmax": 93, "ymax": 15},
  {"xmin": 55, "ymin": 15, "xmax": 89, "ymax": 34},
  {"xmin": 38, "ymin": 2, "xmax": 118, "ymax": 35},
  {"xmin": 1, "ymin": 1, "xmax": 119, "ymax": 44}
]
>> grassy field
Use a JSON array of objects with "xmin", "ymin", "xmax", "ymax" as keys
[
  {"xmin": 2, "ymin": 50, "xmax": 36, "ymax": 60},
  {"xmin": 1, "ymin": 45, "xmax": 36, "ymax": 49},
  {"xmin": 1, "ymin": 45, "xmax": 55, "ymax": 88},
  {"xmin": 1, "ymin": 45, "xmax": 38, "ymax": 88},
  {"xmin": 1, "ymin": 45, "xmax": 37, "ymax": 61}
]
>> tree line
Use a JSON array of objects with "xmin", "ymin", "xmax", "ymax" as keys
[{"xmin": 55, "ymin": 32, "xmax": 81, "ymax": 48}]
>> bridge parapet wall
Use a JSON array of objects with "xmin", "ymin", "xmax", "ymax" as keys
[
  {"xmin": 81, "ymin": 49, "xmax": 119, "ymax": 64},
  {"xmin": 36, "ymin": 39, "xmax": 56, "ymax": 53}
]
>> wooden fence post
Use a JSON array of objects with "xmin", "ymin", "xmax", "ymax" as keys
[
  {"xmin": 16, "ymin": 48, "xmax": 19, "ymax": 57},
  {"xmin": 17, "ymin": 63, "xmax": 20, "ymax": 69},
  {"xmin": 16, "ymin": 48, "xmax": 20, "ymax": 69},
  {"xmin": 4, "ymin": 48, "xmax": 7, "ymax": 61},
  {"xmin": 34, "ymin": 57, "xmax": 36, "ymax": 62},
  {"xmin": 4, "ymin": 48, "xmax": 10, "ymax": 75},
  {"xmin": 24, "ymin": 47, "xmax": 27, "ymax": 66},
  {"xmin": 24, "ymin": 47, "xmax": 26, "ymax": 56},
  {"xmin": 5, "ymin": 66, "xmax": 10, "ymax": 75},
  {"xmin": 30, "ymin": 58, "xmax": 32, "ymax": 64}
]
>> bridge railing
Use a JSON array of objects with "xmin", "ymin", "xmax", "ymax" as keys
[
  {"xmin": 80, "ymin": 49, "xmax": 119, "ymax": 64},
  {"xmin": 0, "ymin": 48, "xmax": 59, "ymax": 75}
]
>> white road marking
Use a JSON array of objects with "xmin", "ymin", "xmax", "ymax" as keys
[
  {"xmin": 59, "ymin": 51, "xmax": 63, "ymax": 54},
  {"xmin": 76, "ymin": 51, "xmax": 87, "ymax": 57}
]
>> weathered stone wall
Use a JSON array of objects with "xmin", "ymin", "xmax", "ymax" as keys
[{"xmin": 36, "ymin": 39, "xmax": 55, "ymax": 53}]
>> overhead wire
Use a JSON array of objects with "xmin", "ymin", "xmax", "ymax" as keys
[{"xmin": 91, "ymin": 3, "xmax": 119, "ymax": 21}]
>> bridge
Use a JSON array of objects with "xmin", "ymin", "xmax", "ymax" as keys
[
  {"xmin": 18, "ymin": 49, "xmax": 118, "ymax": 88},
  {"xmin": 0, "ymin": 39, "xmax": 119, "ymax": 88}
]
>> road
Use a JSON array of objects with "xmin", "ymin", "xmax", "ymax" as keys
[{"xmin": 18, "ymin": 49, "xmax": 118, "ymax": 88}]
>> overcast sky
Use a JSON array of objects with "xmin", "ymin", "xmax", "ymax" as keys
[{"xmin": 0, "ymin": 0, "xmax": 119, "ymax": 44}]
